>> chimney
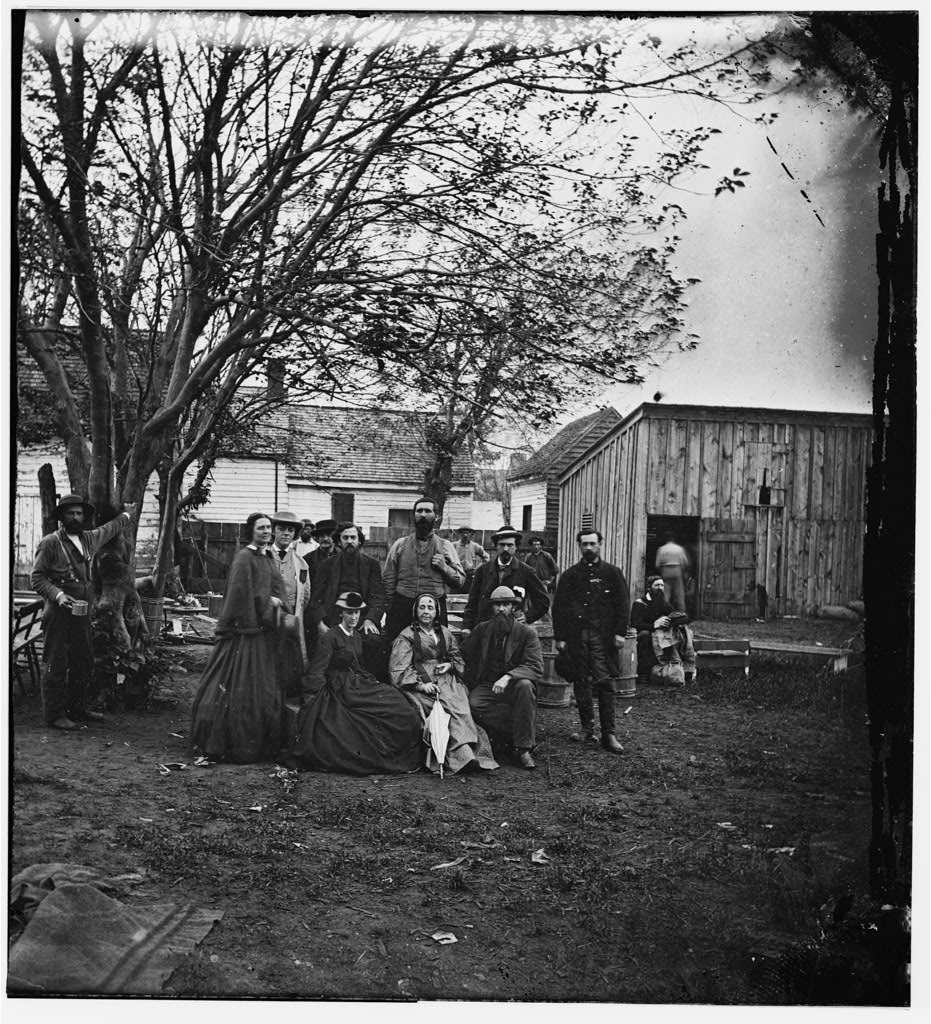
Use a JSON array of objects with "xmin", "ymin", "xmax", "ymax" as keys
[{"xmin": 267, "ymin": 358, "xmax": 286, "ymax": 402}]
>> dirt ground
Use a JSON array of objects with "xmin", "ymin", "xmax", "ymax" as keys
[{"xmin": 10, "ymin": 616, "xmax": 895, "ymax": 1005}]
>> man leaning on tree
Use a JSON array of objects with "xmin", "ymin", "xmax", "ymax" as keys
[{"xmin": 31, "ymin": 495, "xmax": 135, "ymax": 731}]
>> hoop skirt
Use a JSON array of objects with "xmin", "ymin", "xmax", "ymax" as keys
[{"xmin": 291, "ymin": 626, "xmax": 422, "ymax": 775}]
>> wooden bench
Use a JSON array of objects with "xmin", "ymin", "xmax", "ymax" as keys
[
  {"xmin": 692, "ymin": 638, "xmax": 752, "ymax": 676},
  {"xmin": 12, "ymin": 597, "xmax": 44, "ymax": 695},
  {"xmin": 748, "ymin": 640, "xmax": 851, "ymax": 674}
]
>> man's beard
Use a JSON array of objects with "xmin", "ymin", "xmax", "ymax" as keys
[
  {"xmin": 341, "ymin": 544, "xmax": 360, "ymax": 565},
  {"xmin": 492, "ymin": 610, "xmax": 513, "ymax": 635},
  {"xmin": 63, "ymin": 521, "xmax": 83, "ymax": 535},
  {"xmin": 498, "ymin": 551, "xmax": 513, "ymax": 564},
  {"xmin": 582, "ymin": 550, "xmax": 598, "ymax": 563},
  {"xmin": 415, "ymin": 519, "xmax": 434, "ymax": 540}
]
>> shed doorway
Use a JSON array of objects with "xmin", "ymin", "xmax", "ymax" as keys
[{"xmin": 645, "ymin": 515, "xmax": 700, "ymax": 618}]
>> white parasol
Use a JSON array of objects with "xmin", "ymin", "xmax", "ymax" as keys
[{"xmin": 424, "ymin": 699, "xmax": 451, "ymax": 778}]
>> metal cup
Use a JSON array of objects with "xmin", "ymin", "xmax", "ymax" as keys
[{"xmin": 70, "ymin": 600, "xmax": 89, "ymax": 617}]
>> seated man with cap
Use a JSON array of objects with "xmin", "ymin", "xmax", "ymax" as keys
[
  {"xmin": 461, "ymin": 525, "xmax": 549, "ymax": 634},
  {"xmin": 461, "ymin": 585, "xmax": 544, "ymax": 770},
  {"xmin": 269, "ymin": 510, "xmax": 312, "ymax": 694},
  {"xmin": 30, "ymin": 494, "xmax": 134, "ymax": 730}
]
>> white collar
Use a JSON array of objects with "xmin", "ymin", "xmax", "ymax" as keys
[{"xmin": 338, "ymin": 623, "xmax": 355, "ymax": 637}]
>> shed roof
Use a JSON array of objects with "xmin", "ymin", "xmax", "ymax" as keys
[
  {"xmin": 507, "ymin": 407, "xmax": 622, "ymax": 483},
  {"xmin": 557, "ymin": 401, "xmax": 875, "ymax": 483}
]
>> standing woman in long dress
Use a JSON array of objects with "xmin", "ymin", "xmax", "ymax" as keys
[
  {"xmin": 290, "ymin": 591, "xmax": 423, "ymax": 775},
  {"xmin": 191, "ymin": 513, "xmax": 287, "ymax": 763},
  {"xmin": 389, "ymin": 593, "xmax": 498, "ymax": 774}
]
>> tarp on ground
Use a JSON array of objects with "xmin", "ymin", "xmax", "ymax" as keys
[{"xmin": 8, "ymin": 882, "xmax": 223, "ymax": 994}]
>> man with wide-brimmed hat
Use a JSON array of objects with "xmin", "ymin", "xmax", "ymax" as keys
[
  {"xmin": 269, "ymin": 510, "xmax": 312, "ymax": 694},
  {"xmin": 552, "ymin": 525, "xmax": 631, "ymax": 754},
  {"xmin": 30, "ymin": 495, "xmax": 135, "ymax": 730},
  {"xmin": 461, "ymin": 525, "xmax": 549, "ymax": 633},
  {"xmin": 460, "ymin": 585, "xmax": 543, "ymax": 770}
]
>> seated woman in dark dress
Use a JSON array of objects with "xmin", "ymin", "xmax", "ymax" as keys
[
  {"xmin": 190, "ymin": 512, "xmax": 287, "ymax": 763},
  {"xmin": 290, "ymin": 591, "xmax": 423, "ymax": 775}
]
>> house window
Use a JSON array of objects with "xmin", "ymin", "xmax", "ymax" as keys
[
  {"xmin": 331, "ymin": 492, "xmax": 354, "ymax": 523},
  {"xmin": 522, "ymin": 505, "xmax": 532, "ymax": 532},
  {"xmin": 388, "ymin": 508, "xmax": 413, "ymax": 529}
]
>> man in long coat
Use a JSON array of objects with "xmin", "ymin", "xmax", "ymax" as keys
[
  {"xmin": 31, "ymin": 495, "xmax": 133, "ymax": 730},
  {"xmin": 270, "ymin": 509, "xmax": 312, "ymax": 696},
  {"xmin": 552, "ymin": 527, "xmax": 630, "ymax": 754},
  {"xmin": 461, "ymin": 586, "xmax": 543, "ymax": 770},
  {"xmin": 460, "ymin": 526, "xmax": 549, "ymax": 633}
]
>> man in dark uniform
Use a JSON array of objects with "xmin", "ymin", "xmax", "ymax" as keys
[
  {"xmin": 31, "ymin": 495, "xmax": 134, "ymax": 730},
  {"xmin": 552, "ymin": 527, "xmax": 631, "ymax": 754},
  {"xmin": 460, "ymin": 526, "xmax": 549, "ymax": 634}
]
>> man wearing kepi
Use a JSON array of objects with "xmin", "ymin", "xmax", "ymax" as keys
[
  {"xmin": 383, "ymin": 497, "xmax": 464, "ymax": 641},
  {"xmin": 552, "ymin": 525, "xmax": 631, "ymax": 754},
  {"xmin": 31, "ymin": 495, "xmax": 134, "ymax": 731},
  {"xmin": 461, "ymin": 586, "xmax": 543, "ymax": 770}
]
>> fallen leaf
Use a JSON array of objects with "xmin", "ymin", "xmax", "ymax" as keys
[
  {"xmin": 717, "ymin": 822, "xmax": 737, "ymax": 830},
  {"xmin": 431, "ymin": 931, "xmax": 457, "ymax": 945},
  {"xmin": 624, "ymin": 705, "xmax": 633, "ymax": 715},
  {"xmin": 431, "ymin": 856, "xmax": 467, "ymax": 871},
  {"xmin": 250, "ymin": 804, "xmax": 264, "ymax": 812},
  {"xmin": 531, "ymin": 849, "xmax": 551, "ymax": 865}
]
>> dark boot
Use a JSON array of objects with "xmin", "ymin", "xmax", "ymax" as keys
[
  {"xmin": 571, "ymin": 679, "xmax": 596, "ymax": 742},
  {"xmin": 598, "ymin": 682, "xmax": 623, "ymax": 753}
]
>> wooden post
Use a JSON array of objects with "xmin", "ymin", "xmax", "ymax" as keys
[{"xmin": 38, "ymin": 463, "xmax": 58, "ymax": 536}]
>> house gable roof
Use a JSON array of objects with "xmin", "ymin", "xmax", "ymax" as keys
[
  {"xmin": 507, "ymin": 407, "xmax": 623, "ymax": 483},
  {"xmin": 260, "ymin": 405, "xmax": 474, "ymax": 489}
]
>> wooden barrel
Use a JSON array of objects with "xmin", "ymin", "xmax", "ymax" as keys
[
  {"xmin": 139, "ymin": 596, "xmax": 164, "ymax": 637},
  {"xmin": 617, "ymin": 628, "xmax": 638, "ymax": 697},
  {"xmin": 206, "ymin": 593, "xmax": 224, "ymax": 618},
  {"xmin": 537, "ymin": 651, "xmax": 571, "ymax": 708}
]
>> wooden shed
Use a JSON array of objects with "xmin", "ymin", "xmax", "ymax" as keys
[{"xmin": 557, "ymin": 403, "xmax": 872, "ymax": 619}]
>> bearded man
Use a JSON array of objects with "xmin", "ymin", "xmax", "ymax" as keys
[
  {"xmin": 460, "ymin": 526, "xmax": 549, "ymax": 634},
  {"xmin": 552, "ymin": 527, "xmax": 631, "ymax": 754},
  {"xmin": 461, "ymin": 586, "xmax": 543, "ymax": 770},
  {"xmin": 382, "ymin": 497, "xmax": 464, "ymax": 641},
  {"xmin": 30, "ymin": 495, "xmax": 134, "ymax": 730}
]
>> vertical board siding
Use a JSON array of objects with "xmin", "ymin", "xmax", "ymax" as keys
[
  {"xmin": 509, "ymin": 478, "xmax": 548, "ymax": 533},
  {"xmin": 557, "ymin": 407, "xmax": 871, "ymax": 619}
]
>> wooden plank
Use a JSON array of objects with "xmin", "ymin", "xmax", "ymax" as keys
[
  {"xmin": 701, "ymin": 422, "xmax": 720, "ymax": 516},
  {"xmin": 670, "ymin": 417, "xmax": 688, "ymax": 515},
  {"xmin": 822, "ymin": 426, "xmax": 838, "ymax": 521},
  {"xmin": 718, "ymin": 420, "xmax": 735, "ymax": 517},
  {"xmin": 648, "ymin": 417, "xmax": 668, "ymax": 515},
  {"xmin": 810, "ymin": 425, "xmax": 826, "ymax": 519},
  {"xmin": 793, "ymin": 424, "xmax": 812, "ymax": 518},
  {"xmin": 706, "ymin": 531, "xmax": 756, "ymax": 544},
  {"xmin": 685, "ymin": 419, "xmax": 702, "ymax": 516},
  {"xmin": 631, "ymin": 422, "xmax": 649, "ymax": 587},
  {"xmin": 732, "ymin": 421, "xmax": 747, "ymax": 511}
]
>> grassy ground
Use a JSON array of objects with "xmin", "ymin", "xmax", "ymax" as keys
[{"xmin": 9, "ymin": 622, "xmax": 902, "ymax": 1005}]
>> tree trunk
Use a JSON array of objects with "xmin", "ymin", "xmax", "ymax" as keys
[
  {"xmin": 863, "ymin": 78, "xmax": 915, "ymax": 905},
  {"xmin": 38, "ymin": 463, "xmax": 58, "ymax": 536},
  {"xmin": 422, "ymin": 452, "xmax": 455, "ymax": 526}
]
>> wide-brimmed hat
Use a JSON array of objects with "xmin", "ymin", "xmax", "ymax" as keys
[
  {"xmin": 313, "ymin": 518, "xmax": 338, "ymax": 537},
  {"xmin": 489, "ymin": 585, "xmax": 521, "ymax": 604},
  {"xmin": 335, "ymin": 591, "xmax": 367, "ymax": 611},
  {"xmin": 54, "ymin": 494, "xmax": 95, "ymax": 520},
  {"xmin": 492, "ymin": 526, "xmax": 520, "ymax": 545},
  {"xmin": 270, "ymin": 509, "xmax": 303, "ymax": 528}
]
